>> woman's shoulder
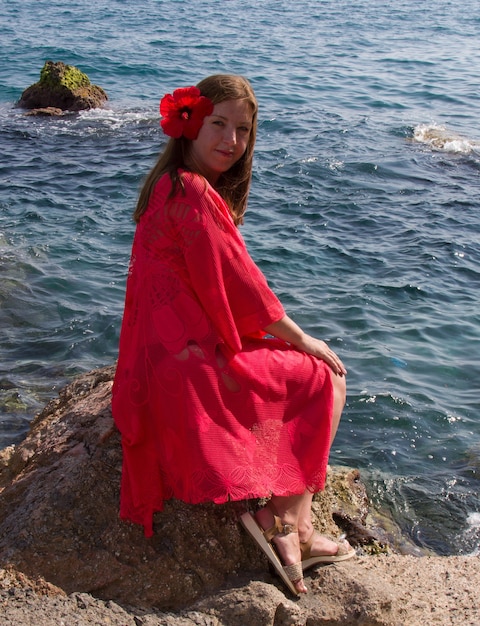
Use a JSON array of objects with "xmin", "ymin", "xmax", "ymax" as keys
[
  {"xmin": 180, "ymin": 172, "xmax": 230, "ymax": 213},
  {"xmin": 153, "ymin": 171, "xmax": 174, "ymax": 193},
  {"xmin": 178, "ymin": 170, "xmax": 210, "ymax": 200},
  {"xmin": 173, "ymin": 171, "xmax": 234, "ymax": 226},
  {"xmin": 150, "ymin": 171, "xmax": 204, "ymax": 205}
]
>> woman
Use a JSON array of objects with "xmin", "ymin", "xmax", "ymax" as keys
[{"xmin": 112, "ymin": 74, "xmax": 354, "ymax": 596}]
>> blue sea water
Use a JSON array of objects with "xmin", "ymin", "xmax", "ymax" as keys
[{"xmin": 1, "ymin": 0, "xmax": 479, "ymax": 556}]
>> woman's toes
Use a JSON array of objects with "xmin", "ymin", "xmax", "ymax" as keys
[{"xmin": 295, "ymin": 578, "xmax": 308, "ymax": 594}]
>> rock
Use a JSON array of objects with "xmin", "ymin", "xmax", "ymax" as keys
[
  {"xmin": 1, "ymin": 557, "xmax": 479, "ymax": 625},
  {"xmin": 0, "ymin": 366, "xmax": 380, "ymax": 611},
  {"xmin": 17, "ymin": 61, "xmax": 108, "ymax": 112},
  {"xmin": 24, "ymin": 107, "xmax": 64, "ymax": 117},
  {"xmin": 1, "ymin": 366, "xmax": 479, "ymax": 625}
]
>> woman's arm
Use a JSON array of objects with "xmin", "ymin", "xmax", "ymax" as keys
[{"xmin": 264, "ymin": 315, "xmax": 347, "ymax": 376}]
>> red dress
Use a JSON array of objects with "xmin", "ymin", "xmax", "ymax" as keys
[{"xmin": 112, "ymin": 171, "xmax": 334, "ymax": 536}]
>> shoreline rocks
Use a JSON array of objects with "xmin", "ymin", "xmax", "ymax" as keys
[
  {"xmin": 17, "ymin": 61, "xmax": 108, "ymax": 113},
  {"xmin": 0, "ymin": 365, "xmax": 383, "ymax": 608},
  {"xmin": 0, "ymin": 366, "xmax": 478, "ymax": 625},
  {"xmin": 1, "ymin": 555, "xmax": 479, "ymax": 626}
]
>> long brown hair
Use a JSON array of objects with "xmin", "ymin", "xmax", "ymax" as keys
[{"xmin": 133, "ymin": 74, "xmax": 258, "ymax": 225}]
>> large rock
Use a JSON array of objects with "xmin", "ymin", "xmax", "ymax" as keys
[
  {"xmin": 17, "ymin": 61, "xmax": 108, "ymax": 112},
  {"xmin": 0, "ymin": 366, "xmax": 380, "ymax": 610},
  {"xmin": 1, "ymin": 556, "xmax": 479, "ymax": 626},
  {"xmin": 1, "ymin": 367, "xmax": 478, "ymax": 625}
]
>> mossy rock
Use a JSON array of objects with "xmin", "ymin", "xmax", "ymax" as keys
[
  {"xmin": 17, "ymin": 61, "xmax": 108, "ymax": 112},
  {"xmin": 39, "ymin": 62, "xmax": 91, "ymax": 91}
]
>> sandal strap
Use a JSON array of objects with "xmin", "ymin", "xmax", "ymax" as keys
[
  {"xmin": 283, "ymin": 561, "xmax": 303, "ymax": 583},
  {"xmin": 300, "ymin": 532, "xmax": 352, "ymax": 560},
  {"xmin": 263, "ymin": 515, "xmax": 298, "ymax": 543},
  {"xmin": 299, "ymin": 531, "xmax": 314, "ymax": 560}
]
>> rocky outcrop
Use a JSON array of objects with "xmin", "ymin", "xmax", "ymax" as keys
[
  {"xmin": 0, "ymin": 366, "xmax": 381, "ymax": 609},
  {"xmin": 1, "ymin": 556, "xmax": 479, "ymax": 626},
  {"xmin": 17, "ymin": 61, "xmax": 108, "ymax": 112},
  {"xmin": 199, "ymin": 558, "xmax": 480, "ymax": 625},
  {"xmin": 0, "ymin": 366, "xmax": 478, "ymax": 625}
]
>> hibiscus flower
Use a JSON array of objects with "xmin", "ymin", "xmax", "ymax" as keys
[{"xmin": 160, "ymin": 86, "xmax": 214, "ymax": 140}]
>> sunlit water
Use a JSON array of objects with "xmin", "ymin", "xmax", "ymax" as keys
[{"xmin": 1, "ymin": 0, "xmax": 479, "ymax": 555}]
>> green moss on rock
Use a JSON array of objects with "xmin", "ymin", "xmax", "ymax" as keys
[{"xmin": 39, "ymin": 61, "xmax": 91, "ymax": 91}]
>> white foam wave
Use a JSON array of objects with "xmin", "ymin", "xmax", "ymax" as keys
[
  {"xmin": 466, "ymin": 512, "xmax": 480, "ymax": 527},
  {"xmin": 77, "ymin": 106, "xmax": 158, "ymax": 129},
  {"xmin": 1, "ymin": 103, "xmax": 159, "ymax": 139},
  {"xmin": 463, "ymin": 512, "xmax": 480, "ymax": 556},
  {"xmin": 413, "ymin": 123, "xmax": 480, "ymax": 155}
]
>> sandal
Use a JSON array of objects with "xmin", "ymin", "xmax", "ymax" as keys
[
  {"xmin": 300, "ymin": 531, "xmax": 356, "ymax": 570},
  {"xmin": 240, "ymin": 512, "xmax": 305, "ymax": 596}
]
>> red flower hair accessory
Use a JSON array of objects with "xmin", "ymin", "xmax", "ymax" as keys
[{"xmin": 160, "ymin": 86, "xmax": 214, "ymax": 140}]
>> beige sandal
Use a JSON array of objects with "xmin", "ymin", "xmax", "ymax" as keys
[
  {"xmin": 300, "ymin": 531, "xmax": 356, "ymax": 570},
  {"xmin": 240, "ymin": 512, "xmax": 304, "ymax": 596}
]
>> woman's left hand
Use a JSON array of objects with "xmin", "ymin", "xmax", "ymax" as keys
[
  {"xmin": 264, "ymin": 315, "xmax": 347, "ymax": 376},
  {"xmin": 295, "ymin": 335, "xmax": 347, "ymax": 376}
]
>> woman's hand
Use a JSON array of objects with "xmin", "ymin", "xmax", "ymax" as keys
[
  {"xmin": 264, "ymin": 315, "xmax": 347, "ymax": 376},
  {"xmin": 294, "ymin": 334, "xmax": 347, "ymax": 376}
]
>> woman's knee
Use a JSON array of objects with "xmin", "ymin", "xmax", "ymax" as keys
[{"xmin": 332, "ymin": 372, "xmax": 346, "ymax": 408}]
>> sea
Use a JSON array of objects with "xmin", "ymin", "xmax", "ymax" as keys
[{"xmin": 0, "ymin": 0, "xmax": 479, "ymax": 557}]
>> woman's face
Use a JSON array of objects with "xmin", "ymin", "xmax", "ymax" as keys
[{"xmin": 187, "ymin": 99, "xmax": 253, "ymax": 184}]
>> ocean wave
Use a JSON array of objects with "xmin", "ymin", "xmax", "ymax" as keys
[
  {"xmin": 77, "ymin": 106, "xmax": 158, "ymax": 129},
  {"xmin": 412, "ymin": 123, "xmax": 480, "ymax": 154},
  {"xmin": 462, "ymin": 512, "xmax": 480, "ymax": 556},
  {"xmin": 0, "ymin": 103, "xmax": 159, "ymax": 140}
]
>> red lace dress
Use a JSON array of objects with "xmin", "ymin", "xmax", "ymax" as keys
[{"xmin": 112, "ymin": 171, "xmax": 334, "ymax": 536}]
